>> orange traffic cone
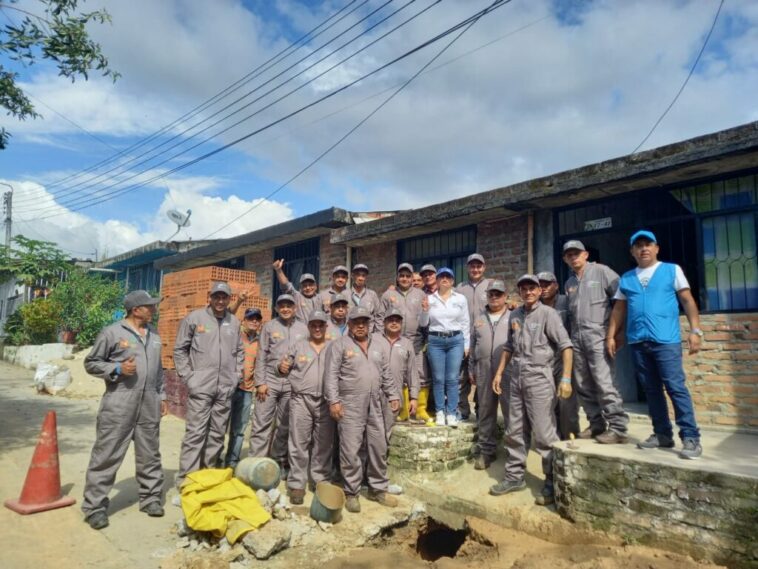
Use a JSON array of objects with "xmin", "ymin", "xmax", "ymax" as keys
[{"xmin": 4, "ymin": 410, "xmax": 76, "ymax": 514}]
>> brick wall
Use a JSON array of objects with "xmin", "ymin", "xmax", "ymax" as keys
[
  {"xmin": 684, "ymin": 313, "xmax": 758, "ymax": 430},
  {"xmin": 319, "ymin": 235, "xmax": 347, "ymax": 290},
  {"xmin": 354, "ymin": 240, "xmax": 397, "ymax": 296},
  {"xmin": 476, "ymin": 215, "xmax": 529, "ymax": 292},
  {"xmin": 245, "ymin": 249, "xmax": 273, "ymax": 307}
]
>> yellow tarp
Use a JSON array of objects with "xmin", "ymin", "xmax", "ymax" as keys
[{"xmin": 180, "ymin": 468, "xmax": 271, "ymax": 543}]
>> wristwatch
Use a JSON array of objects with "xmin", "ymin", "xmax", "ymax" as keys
[{"xmin": 690, "ymin": 328, "xmax": 704, "ymax": 337}]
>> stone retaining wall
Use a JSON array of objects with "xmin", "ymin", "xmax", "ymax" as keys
[
  {"xmin": 553, "ymin": 447, "xmax": 758, "ymax": 568},
  {"xmin": 2, "ymin": 343, "xmax": 74, "ymax": 369},
  {"xmin": 388, "ymin": 423, "xmax": 475, "ymax": 472}
]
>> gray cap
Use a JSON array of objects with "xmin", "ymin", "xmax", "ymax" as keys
[
  {"xmin": 419, "ymin": 264, "xmax": 437, "ymax": 275},
  {"xmin": 348, "ymin": 306, "xmax": 372, "ymax": 321},
  {"xmin": 397, "ymin": 262, "xmax": 414, "ymax": 273},
  {"xmin": 276, "ymin": 293, "xmax": 296, "ymax": 305},
  {"xmin": 307, "ymin": 310, "xmax": 328, "ymax": 323},
  {"xmin": 332, "ymin": 265, "xmax": 349, "ymax": 275},
  {"xmin": 517, "ymin": 274, "xmax": 541, "ymax": 287},
  {"xmin": 299, "ymin": 273, "xmax": 316, "ymax": 284},
  {"xmin": 562, "ymin": 240, "xmax": 586, "ymax": 253},
  {"xmin": 467, "ymin": 253, "xmax": 485, "ymax": 265},
  {"xmin": 352, "ymin": 263, "xmax": 369, "ymax": 273},
  {"xmin": 536, "ymin": 271, "xmax": 558, "ymax": 283},
  {"xmin": 124, "ymin": 290, "xmax": 160, "ymax": 311},
  {"xmin": 486, "ymin": 280, "xmax": 507, "ymax": 293},
  {"xmin": 331, "ymin": 292, "xmax": 349, "ymax": 305},
  {"xmin": 210, "ymin": 281, "xmax": 232, "ymax": 296},
  {"xmin": 383, "ymin": 307, "xmax": 404, "ymax": 320}
]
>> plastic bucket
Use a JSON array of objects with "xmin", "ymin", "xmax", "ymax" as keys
[
  {"xmin": 309, "ymin": 482, "xmax": 345, "ymax": 524},
  {"xmin": 234, "ymin": 457, "xmax": 281, "ymax": 491}
]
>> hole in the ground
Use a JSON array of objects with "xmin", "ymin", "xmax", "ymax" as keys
[{"xmin": 416, "ymin": 519, "xmax": 468, "ymax": 561}]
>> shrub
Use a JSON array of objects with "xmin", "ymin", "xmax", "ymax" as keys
[{"xmin": 18, "ymin": 299, "xmax": 60, "ymax": 344}]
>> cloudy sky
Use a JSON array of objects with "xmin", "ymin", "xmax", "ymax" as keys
[{"xmin": 1, "ymin": 0, "xmax": 756, "ymax": 259}]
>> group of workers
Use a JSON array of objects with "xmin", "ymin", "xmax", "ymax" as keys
[{"xmin": 79, "ymin": 229, "xmax": 704, "ymax": 529}]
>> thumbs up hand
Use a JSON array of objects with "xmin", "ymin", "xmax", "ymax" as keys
[{"xmin": 121, "ymin": 355, "xmax": 137, "ymax": 376}]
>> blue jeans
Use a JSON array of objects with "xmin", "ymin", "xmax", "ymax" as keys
[
  {"xmin": 224, "ymin": 388, "xmax": 253, "ymax": 467},
  {"xmin": 427, "ymin": 334, "xmax": 465, "ymax": 416},
  {"xmin": 630, "ymin": 342, "xmax": 700, "ymax": 441}
]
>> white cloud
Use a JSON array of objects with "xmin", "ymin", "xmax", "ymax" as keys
[
  {"xmin": 4, "ymin": 0, "xmax": 758, "ymax": 218},
  {"xmin": 3, "ymin": 177, "xmax": 293, "ymax": 259}
]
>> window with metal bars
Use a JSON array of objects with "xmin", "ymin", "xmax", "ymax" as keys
[
  {"xmin": 273, "ymin": 237, "xmax": 321, "ymax": 298},
  {"xmin": 555, "ymin": 170, "xmax": 758, "ymax": 312},
  {"xmin": 397, "ymin": 226, "xmax": 477, "ymax": 284}
]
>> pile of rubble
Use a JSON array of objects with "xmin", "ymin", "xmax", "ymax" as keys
[{"xmin": 161, "ymin": 490, "xmax": 427, "ymax": 569}]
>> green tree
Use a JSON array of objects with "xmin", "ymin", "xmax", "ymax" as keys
[
  {"xmin": 48, "ymin": 268, "xmax": 123, "ymax": 347},
  {"xmin": 0, "ymin": 0, "xmax": 119, "ymax": 149},
  {"xmin": 0, "ymin": 234, "xmax": 71, "ymax": 287}
]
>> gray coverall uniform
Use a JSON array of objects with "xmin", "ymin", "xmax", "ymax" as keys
[
  {"xmin": 249, "ymin": 317, "xmax": 308, "ymax": 466},
  {"xmin": 326, "ymin": 318, "xmax": 347, "ymax": 341},
  {"xmin": 348, "ymin": 286, "xmax": 382, "ymax": 332},
  {"xmin": 565, "ymin": 263, "xmax": 629, "ymax": 435},
  {"xmin": 381, "ymin": 286, "xmax": 428, "ymax": 386},
  {"xmin": 82, "ymin": 321, "xmax": 165, "ymax": 517},
  {"xmin": 550, "ymin": 295, "xmax": 580, "ymax": 439},
  {"xmin": 319, "ymin": 287, "xmax": 347, "ymax": 312},
  {"xmin": 372, "ymin": 332, "xmax": 419, "ymax": 431},
  {"xmin": 284, "ymin": 282, "xmax": 325, "ymax": 324},
  {"xmin": 284, "ymin": 339, "xmax": 334, "ymax": 491},
  {"xmin": 502, "ymin": 303, "xmax": 572, "ymax": 484},
  {"xmin": 457, "ymin": 278, "xmax": 494, "ymax": 418},
  {"xmin": 324, "ymin": 335, "xmax": 399, "ymax": 496},
  {"xmin": 469, "ymin": 308, "xmax": 510, "ymax": 459},
  {"xmin": 174, "ymin": 307, "xmax": 244, "ymax": 486}
]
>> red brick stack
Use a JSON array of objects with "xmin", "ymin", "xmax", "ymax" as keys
[{"xmin": 158, "ymin": 266, "xmax": 272, "ymax": 419}]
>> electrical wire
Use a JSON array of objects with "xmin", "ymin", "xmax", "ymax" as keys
[
  {"xmin": 204, "ymin": 0, "xmax": 512, "ymax": 239},
  {"xmin": 15, "ymin": 0, "xmax": 402, "ymax": 208},
  {"xmin": 24, "ymin": 0, "xmax": 510, "ymax": 222},
  {"xmin": 33, "ymin": 0, "xmax": 365, "ymax": 193},
  {"xmin": 20, "ymin": 0, "xmax": 442, "ymax": 216},
  {"xmin": 631, "ymin": 0, "xmax": 725, "ymax": 154}
]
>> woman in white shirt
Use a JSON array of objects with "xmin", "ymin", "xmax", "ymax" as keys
[{"xmin": 420, "ymin": 267, "xmax": 470, "ymax": 427}]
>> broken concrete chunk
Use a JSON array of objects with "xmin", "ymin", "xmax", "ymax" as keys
[{"xmin": 242, "ymin": 520, "xmax": 292, "ymax": 560}]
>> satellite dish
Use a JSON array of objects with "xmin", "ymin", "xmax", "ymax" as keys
[{"xmin": 166, "ymin": 209, "xmax": 192, "ymax": 240}]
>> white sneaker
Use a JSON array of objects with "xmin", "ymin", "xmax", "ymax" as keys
[
  {"xmin": 435, "ymin": 411, "xmax": 446, "ymax": 426},
  {"xmin": 447, "ymin": 414, "xmax": 458, "ymax": 428}
]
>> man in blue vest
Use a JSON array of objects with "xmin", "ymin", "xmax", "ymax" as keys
[{"xmin": 606, "ymin": 230, "xmax": 703, "ymax": 459}]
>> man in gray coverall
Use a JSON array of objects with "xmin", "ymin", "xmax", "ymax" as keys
[
  {"xmin": 490, "ymin": 275, "xmax": 573, "ymax": 506},
  {"xmin": 273, "ymin": 259, "xmax": 325, "ymax": 323},
  {"xmin": 82, "ymin": 290, "xmax": 166, "ymax": 530},
  {"xmin": 457, "ymin": 253, "xmax": 494, "ymax": 421},
  {"xmin": 249, "ymin": 294, "xmax": 308, "ymax": 475},
  {"xmin": 326, "ymin": 293, "xmax": 349, "ymax": 340},
  {"xmin": 380, "ymin": 263, "xmax": 426, "ymax": 416},
  {"xmin": 373, "ymin": 307, "xmax": 419, "ymax": 425},
  {"xmin": 174, "ymin": 282, "xmax": 244, "ymax": 490},
  {"xmin": 324, "ymin": 306, "xmax": 400, "ymax": 514},
  {"xmin": 320, "ymin": 265, "xmax": 349, "ymax": 311},
  {"xmin": 538, "ymin": 271, "xmax": 580, "ymax": 440},
  {"xmin": 563, "ymin": 240, "xmax": 629, "ymax": 444},
  {"xmin": 278, "ymin": 310, "xmax": 334, "ymax": 505},
  {"xmin": 348, "ymin": 263, "xmax": 382, "ymax": 332},
  {"xmin": 469, "ymin": 280, "xmax": 510, "ymax": 470}
]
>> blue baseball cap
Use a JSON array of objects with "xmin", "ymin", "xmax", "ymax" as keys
[
  {"xmin": 630, "ymin": 230, "xmax": 657, "ymax": 246},
  {"xmin": 436, "ymin": 267, "xmax": 455, "ymax": 278},
  {"xmin": 244, "ymin": 308, "xmax": 262, "ymax": 320}
]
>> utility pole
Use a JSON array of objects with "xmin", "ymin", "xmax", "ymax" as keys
[{"xmin": 0, "ymin": 182, "xmax": 12, "ymax": 255}]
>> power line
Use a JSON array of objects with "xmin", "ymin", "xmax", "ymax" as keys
[
  {"xmin": 15, "ymin": 0, "xmax": 401, "ymax": 208},
  {"xmin": 20, "ymin": 0, "xmax": 442, "ymax": 217},
  {"xmin": 632, "ymin": 0, "xmax": 725, "ymax": 154},
  {"xmin": 204, "ymin": 0, "xmax": 512, "ymax": 239},
  {"xmin": 33, "ymin": 0, "xmax": 364, "ymax": 194},
  {"xmin": 25, "ymin": 0, "xmax": 510, "ymax": 222}
]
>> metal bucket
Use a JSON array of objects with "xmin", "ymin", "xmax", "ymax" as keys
[
  {"xmin": 234, "ymin": 457, "xmax": 281, "ymax": 491},
  {"xmin": 309, "ymin": 482, "xmax": 345, "ymax": 524}
]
